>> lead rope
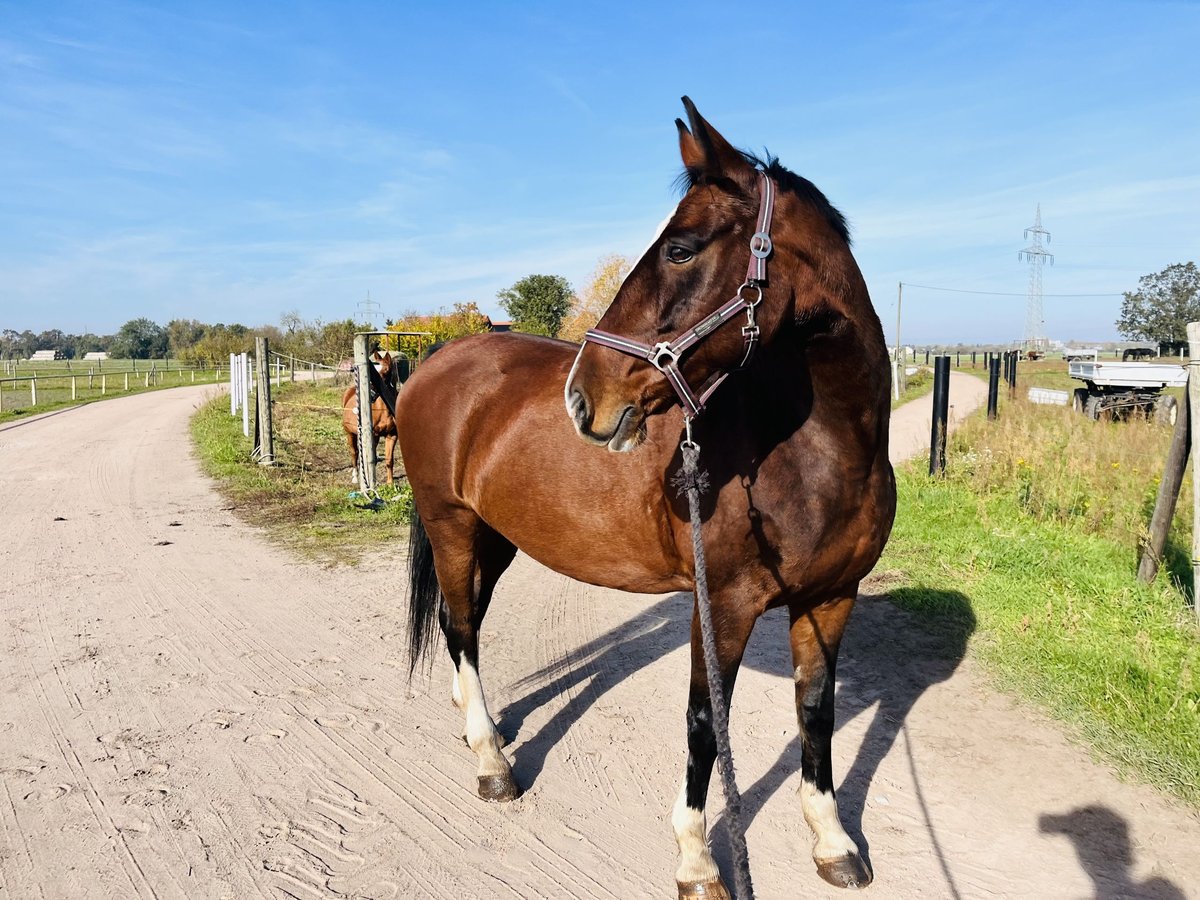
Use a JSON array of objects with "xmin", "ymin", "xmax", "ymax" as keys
[{"xmin": 673, "ymin": 420, "xmax": 755, "ymax": 900}]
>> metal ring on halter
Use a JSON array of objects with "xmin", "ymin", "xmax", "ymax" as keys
[
  {"xmin": 736, "ymin": 282, "xmax": 763, "ymax": 307},
  {"xmin": 749, "ymin": 232, "xmax": 773, "ymax": 259},
  {"xmin": 649, "ymin": 342, "xmax": 681, "ymax": 372}
]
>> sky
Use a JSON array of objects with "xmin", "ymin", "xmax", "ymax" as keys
[{"xmin": 1, "ymin": 1, "xmax": 1198, "ymax": 344}]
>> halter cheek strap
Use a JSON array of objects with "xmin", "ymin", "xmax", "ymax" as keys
[{"xmin": 580, "ymin": 171, "xmax": 775, "ymax": 419}]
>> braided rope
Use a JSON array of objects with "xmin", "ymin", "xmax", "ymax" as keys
[{"xmin": 676, "ymin": 442, "xmax": 754, "ymax": 900}]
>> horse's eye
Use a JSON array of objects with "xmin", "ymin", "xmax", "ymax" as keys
[{"xmin": 666, "ymin": 245, "xmax": 694, "ymax": 264}]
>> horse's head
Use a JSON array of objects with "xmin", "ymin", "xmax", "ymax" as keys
[
  {"xmin": 372, "ymin": 350, "xmax": 394, "ymax": 382},
  {"xmin": 565, "ymin": 97, "xmax": 854, "ymax": 452}
]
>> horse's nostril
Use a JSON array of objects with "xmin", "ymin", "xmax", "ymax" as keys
[{"xmin": 569, "ymin": 389, "xmax": 590, "ymax": 424}]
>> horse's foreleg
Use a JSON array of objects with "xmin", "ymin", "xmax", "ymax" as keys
[
  {"xmin": 672, "ymin": 601, "xmax": 756, "ymax": 900},
  {"xmin": 345, "ymin": 430, "xmax": 359, "ymax": 485},
  {"xmin": 383, "ymin": 434, "xmax": 396, "ymax": 485},
  {"xmin": 432, "ymin": 521, "xmax": 518, "ymax": 801},
  {"xmin": 789, "ymin": 595, "xmax": 871, "ymax": 889}
]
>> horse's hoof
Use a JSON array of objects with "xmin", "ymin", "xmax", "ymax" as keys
[
  {"xmin": 676, "ymin": 879, "xmax": 731, "ymax": 899},
  {"xmin": 477, "ymin": 773, "xmax": 520, "ymax": 802},
  {"xmin": 815, "ymin": 853, "xmax": 872, "ymax": 889}
]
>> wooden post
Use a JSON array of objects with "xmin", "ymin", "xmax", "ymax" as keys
[
  {"xmin": 1139, "ymin": 384, "xmax": 1190, "ymax": 583},
  {"xmin": 1189, "ymin": 322, "xmax": 1200, "ymax": 622},
  {"xmin": 31, "ymin": 376, "xmax": 36, "ymax": 406},
  {"xmin": 124, "ymin": 373, "xmax": 129, "ymax": 391},
  {"xmin": 255, "ymin": 337, "xmax": 276, "ymax": 465},
  {"xmin": 102, "ymin": 374, "xmax": 106, "ymax": 395},
  {"xmin": 71, "ymin": 376, "xmax": 76, "ymax": 401}
]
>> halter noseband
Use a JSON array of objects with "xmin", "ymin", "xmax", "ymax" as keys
[{"xmin": 580, "ymin": 171, "xmax": 776, "ymax": 420}]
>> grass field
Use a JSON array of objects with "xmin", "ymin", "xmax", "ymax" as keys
[
  {"xmin": 190, "ymin": 378, "xmax": 412, "ymax": 564},
  {"xmin": 0, "ymin": 362, "xmax": 224, "ymax": 424},
  {"xmin": 879, "ymin": 396, "xmax": 1200, "ymax": 807}
]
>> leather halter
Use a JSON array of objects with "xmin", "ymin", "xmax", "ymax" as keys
[{"xmin": 580, "ymin": 171, "xmax": 775, "ymax": 420}]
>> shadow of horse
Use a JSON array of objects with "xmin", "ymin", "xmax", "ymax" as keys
[
  {"xmin": 499, "ymin": 584, "xmax": 975, "ymax": 870},
  {"xmin": 1041, "ymin": 805, "xmax": 1185, "ymax": 899}
]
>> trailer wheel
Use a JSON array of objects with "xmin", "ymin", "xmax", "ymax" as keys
[
  {"xmin": 1155, "ymin": 395, "xmax": 1179, "ymax": 427},
  {"xmin": 1072, "ymin": 388, "xmax": 1089, "ymax": 415},
  {"xmin": 1084, "ymin": 395, "xmax": 1105, "ymax": 421}
]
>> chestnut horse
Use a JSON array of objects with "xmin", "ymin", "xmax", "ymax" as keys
[
  {"xmin": 398, "ymin": 98, "xmax": 895, "ymax": 897},
  {"xmin": 342, "ymin": 350, "xmax": 399, "ymax": 485}
]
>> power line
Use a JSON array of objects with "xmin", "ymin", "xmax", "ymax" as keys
[{"xmin": 901, "ymin": 281, "xmax": 1123, "ymax": 298}]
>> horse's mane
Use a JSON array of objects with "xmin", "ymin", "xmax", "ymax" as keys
[{"xmin": 675, "ymin": 151, "xmax": 851, "ymax": 246}]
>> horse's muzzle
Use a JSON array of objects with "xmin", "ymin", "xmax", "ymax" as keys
[{"xmin": 567, "ymin": 388, "xmax": 644, "ymax": 452}]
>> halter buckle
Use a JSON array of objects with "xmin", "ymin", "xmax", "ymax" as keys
[
  {"xmin": 681, "ymin": 415, "xmax": 699, "ymax": 452},
  {"xmin": 648, "ymin": 342, "xmax": 681, "ymax": 372}
]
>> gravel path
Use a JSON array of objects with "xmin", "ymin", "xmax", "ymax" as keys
[{"xmin": 0, "ymin": 381, "xmax": 1196, "ymax": 899}]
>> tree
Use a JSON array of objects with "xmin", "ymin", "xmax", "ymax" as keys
[
  {"xmin": 389, "ymin": 302, "xmax": 491, "ymax": 358},
  {"xmin": 166, "ymin": 319, "xmax": 207, "ymax": 357},
  {"xmin": 560, "ymin": 254, "xmax": 632, "ymax": 342},
  {"xmin": 1116, "ymin": 262, "xmax": 1200, "ymax": 344},
  {"xmin": 109, "ymin": 318, "xmax": 168, "ymax": 359},
  {"xmin": 497, "ymin": 274, "xmax": 574, "ymax": 338}
]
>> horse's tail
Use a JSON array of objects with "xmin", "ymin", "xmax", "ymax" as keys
[{"xmin": 406, "ymin": 502, "xmax": 443, "ymax": 677}]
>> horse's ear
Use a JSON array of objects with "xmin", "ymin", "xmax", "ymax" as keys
[{"xmin": 678, "ymin": 96, "xmax": 753, "ymax": 187}]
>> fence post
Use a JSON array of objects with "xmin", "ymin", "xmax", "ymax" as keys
[
  {"xmin": 1189, "ymin": 323, "xmax": 1200, "ymax": 624},
  {"xmin": 354, "ymin": 334, "xmax": 377, "ymax": 492},
  {"xmin": 241, "ymin": 352, "xmax": 250, "ymax": 438},
  {"xmin": 987, "ymin": 357, "xmax": 1000, "ymax": 420},
  {"xmin": 230, "ymin": 353, "xmax": 237, "ymax": 415},
  {"xmin": 31, "ymin": 376, "xmax": 36, "ymax": 406},
  {"xmin": 255, "ymin": 337, "xmax": 276, "ymax": 465},
  {"xmin": 1139, "ymin": 380, "xmax": 1190, "ymax": 583},
  {"xmin": 102, "ymin": 374, "xmax": 106, "ymax": 395},
  {"xmin": 71, "ymin": 376, "xmax": 76, "ymax": 401},
  {"xmin": 929, "ymin": 356, "xmax": 950, "ymax": 476}
]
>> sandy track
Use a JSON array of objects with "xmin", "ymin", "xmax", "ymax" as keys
[{"xmin": 1, "ymin": 383, "xmax": 1197, "ymax": 899}]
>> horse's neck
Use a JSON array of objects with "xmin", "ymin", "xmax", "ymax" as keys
[{"xmin": 739, "ymin": 318, "xmax": 889, "ymax": 451}]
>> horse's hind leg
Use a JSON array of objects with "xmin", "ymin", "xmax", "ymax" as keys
[
  {"xmin": 789, "ymin": 594, "xmax": 871, "ymax": 889},
  {"xmin": 672, "ymin": 598, "xmax": 757, "ymax": 900},
  {"xmin": 429, "ymin": 515, "xmax": 519, "ymax": 801}
]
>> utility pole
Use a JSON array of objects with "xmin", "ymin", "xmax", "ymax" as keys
[{"xmin": 894, "ymin": 282, "xmax": 905, "ymax": 399}]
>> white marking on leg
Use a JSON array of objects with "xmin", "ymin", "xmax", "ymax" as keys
[
  {"xmin": 800, "ymin": 779, "xmax": 858, "ymax": 861},
  {"xmin": 672, "ymin": 778, "xmax": 720, "ymax": 885},
  {"xmin": 457, "ymin": 660, "xmax": 510, "ymax": 778},
  {"xmin": 450, "ymin": 668, "xmax": 463, "ymax": 709}
]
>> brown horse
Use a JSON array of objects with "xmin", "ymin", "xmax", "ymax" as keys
[
  {"xmin": 398, "ymin": 98, "xmax": 895, "ymax": 897},
  {"xmin": 342, "ymin": 350, "xmax": 399, "ymax": 485}
]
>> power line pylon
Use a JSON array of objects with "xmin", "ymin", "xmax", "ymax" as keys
[
  {"xmin": 356, "ymin": 291, "xmax": 382, "ymax": 330},
  {"xmin": 1018, "ymin": 205, "xmax": 1053, "ymax": 354}
]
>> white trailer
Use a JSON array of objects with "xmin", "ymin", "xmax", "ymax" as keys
[{"xmin": 1068, "ymin": 360, "xmax": 1186, "ymax": 424}]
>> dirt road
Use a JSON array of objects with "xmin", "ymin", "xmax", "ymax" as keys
[{"xmin": 1, "ymin": 382, "xmax": 1197, "ymax": 899}]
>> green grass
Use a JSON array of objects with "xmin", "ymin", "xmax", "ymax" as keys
[
  {"xmin": 891, "ymin": 366, "xmax": 934, "ymax": 409},
  {"xmin": 879, "ymin": 400, "xmax": 1200, "ymax": 807},
  {"xmin": 190, "ymin": 379, "xmax": 412, "ymax": 564},
  {"xmin": 0, "ymin": 367, "xmax": 225, "ymax": 424}
]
